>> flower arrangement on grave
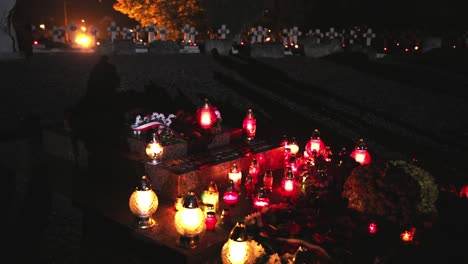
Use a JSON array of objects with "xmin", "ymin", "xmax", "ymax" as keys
[{"xmin": 342, "ymin": 159, "xmax": 439, "ymax": 226}]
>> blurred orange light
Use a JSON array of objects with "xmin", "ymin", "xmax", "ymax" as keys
[{"xmin": 75, "ymin": 33, "xmax": 92, "ymax": 48}]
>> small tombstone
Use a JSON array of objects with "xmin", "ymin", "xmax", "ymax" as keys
[
  {"xmin": 363, "ymin": 28, "xmax": 376, "ymax": 46},
  {"xmin": 135, "ymin": 25, "xmax": 144, "ymax": 41},
  {"xmin": 182, "ymin": 24, "xmax": 191, "ymax": 45},
  {"xmin": 250, "ymin": 27, "xmax": 257, "ymax": 44},
  {"xmin": 107, "ymin": 21, "xmax": 120, "ymax": 42},
  {"xmin": 217, "ymin": 24, "xmax": 230, "ymax": 40},
  {"xmin": 51, "ymin": 26, "xmax": 66, "ymax": 43},
  {"xmin": 146, "ymin": 23, "xmax": 158, "ymax": 43},
  {"xmin": 158, "ymin": 26, "xmax": 168, "ymax": 41},
  {"xmin": 256, "ymin": 26, "xmax": 267, "ymax": 43},
  {"xmin": 309, "ymin": 28, "xmax": 323, "ymax": 44},
  {"xmin": 325, "ymin": 27, "xmax": 339, "ymax": 41},
  {"xmin": 189, "ymin": 26, "xmax": 198, "ymax": 44},
  {"xmin": 289, "ymin": 26, "xmax": 302, "ymax": 44},
  {"xmin": 67, "ymin": 21, "xmax": 78, "ymax": 43}
]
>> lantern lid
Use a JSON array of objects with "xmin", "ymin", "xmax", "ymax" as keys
[
  {"xmin": 246, "ymin": 108, "xmax": 254, "ymax": 117},
  {"xmin": 149, "ymin": 132, "xmax": 159, "ymax": 143},
  {"xmin": 250, "ymin": 158, "xmax": 258, "ymax": 166},
  {"xmin": 256, "ymin": 187, "xmax": 267, "ymax": 198},
  {"xmin": 183, "ymin": 191, "xmax": 199, "ymax": 208},
  {"xmin": 207, "ymin": 180, "xmax": 218, "ymax": 192},
  {"xmin": 227, "ymin": 179, "xmax": 236, "ymax": 191},
  {"xmin": 207, "ymin": 211, "xmax": 216, "ymax": 217},
  {"xmin": 284, "ymin": 167, "xmax": 294, "ymax": 179},
  {"xmin": 201, "ymin": 98, "xmax": 211, "ymax": 108},
  {"xmin": 229, "ymin": 222, "xmax": 248, "ymax": 242},
  {"xmin": 230, "ymin": 163, "xmax": 238, "ymax": 173},
  {"xmin": 136, "ymin": 175, "xmax": 152, "ymax": 191},
  {"xmin": 264, "ymin": 168, "xmax": 272, "ymax": 177},
  {"xmin": 356, "ymin": 138, "xmax": 368, "ymax": 150},
  {"xmin": 311, "ymin": 129, "xmax": 321, "ymax": 139}
]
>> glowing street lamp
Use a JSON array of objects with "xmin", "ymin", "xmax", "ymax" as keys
[
  {"xmin": 146, "ymin": 132, "xmax": 163, "ymax": 165},
  {"xmin": 242, "ymin": 108, "xmax": 256, "ymax": 143},
  {"xmin": 350, "ymin": 138, "xmax": 371, "ymax": 165},
  {"xmin": 196, "ymin": 98, "xmax": 217, "ymax": 130},
  {"xmin": 175, "ymin": 191, "xmax": 206, "ymax": 249},
  {"xmin": 128, "ymin": 175, "xmax": 159, "ymax": 229}
]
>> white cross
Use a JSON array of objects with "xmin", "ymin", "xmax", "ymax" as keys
[
  {"xmin": 310, "ymin": 29, "xmax": 323, "ymax": 44},
  {"xmin": 256, "ymin": 26, "xmax": 266, "ymax": 43},
  {"xmin": 325, "ymin": 27, "xmax": 338, "ymax": 41},
  {"xmin": 363, "ymin": 28, "xmax": 376, "ymax": 46},
  {"xmin": 121, "ymin": 27, "xmax": 134, "ymax": 40},
  {"xmin": 158, "ymin": 26, "xmax": 167, "ymax": 41},
  {"xmin": 217, "ymin": 24, "xmax": 230, "ymax": 40},
  {"xmin": 250, "ymin": 27, "xmax": 257, "ymax": 44},
  {"xmin": 349, "ymin": 29, "xmax": 358, "ymax": 45},
  {"xmin": 289, "ymin": 26, "xmax": 302, "ymax": 44},
  {"xmin": 51, "ymin": 26, "xmax": 66, "ymax": 43},
  {"xmin": 135, "ymin": 25, "xmax": 144, "ymax": 41},
  {"xmin": 182, "ymin": 24, "xmax": 191, "ymax": 44},
  {"xmin": 107, "ymin": 21, "xmax": 120, "ymax": 42},
  {"xmin": 145, "ymin": 23, "xmax": 158, "ymax": 43},
  {"xmin": 189, "ymin": 27, "xmax": 198, "ymax": 43},
  {"xmin": 282, "ymin": 28, "xmax": 289, "ymax": 46}
]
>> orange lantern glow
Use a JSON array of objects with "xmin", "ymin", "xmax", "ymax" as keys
[
  {"xmin": 242, "ymin": 108, "xmax": 256, "ymax": 142},
  {"xmin": 350, "ymin": 138, "xmax": 371, "ymax": 165},
  {"xmin": 400, "ymin": 227, "xmax": 416, "ymax": 242},
  {"xmin": 202, "ymin": 180, "xmax": 219, "ymax": 212},
  {"xmin": 146, "ymin": 132, "xmax": 163, "ymax": 165},
  {"xmin": 287, "ymin": 137, "xmax": 299, "ymax": 155},
  {"xmin": 305, "ymin": 129, "xmax": 325, "ymax": 157},
  {"xmin": 196, "ymin": 98, "xmax": 217, "ymax": 130},
  {"xmin": 228, "ymin": 163, "xmax": 242, "ymax": 190}
]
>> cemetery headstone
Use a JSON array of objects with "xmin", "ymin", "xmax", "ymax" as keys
[
  {"xmin": 282, "ymin": 28, "xmax": 289, "ymax": 46},
  {"xmin": 135, "ymin": 25, "xmax": 144, "ymax": 41},
  {"xmin": 51, "ymin": 26, "xmax": 66, "ymax": 43},
  {"xmin": 349, "ymin": 29, "xmax": 358, "ymax": 45},
  {"xmin": 67, "ymin": 21, "xmax": 79, "ymax": 43},
  {"xmin": 182, "ymin": 24, "xmax": 191, "ymax": 45},
  {"xmin": 146, "ymin": 22, "xmax": 158, "ymax": 43},
  {"xmin": 289, "ymin": 26, "xmax": 302, "ymax": 44},
  {"xmin": 363, "ymin": 28, "xmax": 376, "ymax": 46},
  {"xmin": 250, "ymin": 27, "xmax": 257, "ymax": 44},
  {"xmin": 217, "ymin": 24, "xmax": 230, "ymax": 40},
  {"xmin": 189, "ymin": 26, "xmax": 198, "ymax": 44},
  {"xmin": 121, "ymin": 27, "xmax": 135, "ymax": 41},
  {"xmin": 158, "ymin": 26, "xmax": 167, "ymax": 41},
  {"xmin": 256, "ymin": 26, "xmax": 267, "ymax": 43},
  {"xmin": 308, "ymin": 28, "xmax": 323, "ymax": 44},
  {"xmin": 107, "ymin": 21, "xmax": 120, "ymax": 43},
  {"xmin": 325, "ymin": 27, "xmax": 339, "ymax": 41}
]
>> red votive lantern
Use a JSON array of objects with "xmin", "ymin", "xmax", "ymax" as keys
[
  {"xmin": 305, "ymin": 129, "xmax": 325, "ymax": 157},
  {"xmin": 282, "ymin": 167, "xmax": 296, "ymax": 195},
  {"xmin": 368, "ymin": 222, "xmax": 377, "ymax": 234},
  {"xmin": 350, "ymin": 138, "xmax": 371, "ymax": 165},
  {"xmin": 253, "ymin": 187, "xmax": 270, "ymax": 209},
  {"xmin": 223, "ymin": 180, "xmax": 239, "ymax": 206},
  {"xmin": 228, "ymin": 163, "xmax": 242, "ymax": 190},
  {"xmin": 205, "ymin": 211, "xmax": 217, "ymax": 231},
  {"xmin": 242, "ymin": 108, "xmax": 257, "ymax": 142},
  {"xmin": 287, "ymin": 154, "xmax": 298, "ymax": 175},
  {"xmin": 263, "ymin": 168, "xmax": 273, "ymax": 192},
  {"xmin": 248, "ymin": 158, "xmax": 260, "ymax": 185},
  {"xmin": 196, "ymin": 98, "xmax": 217, "ymax": 130}
]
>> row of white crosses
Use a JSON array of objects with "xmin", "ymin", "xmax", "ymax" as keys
[
  {"xmin": 306, "ymin": 27, "xmax": 376, "ymax": 46},
  {"xmin": 250, "ymin": 26, "xmax": 269, "ymax": 44},
  {"xmin": 282, "ymin": 26, "xmax": 302, "ymax": 46},
  {"xmin": 181, "ymin": 24, "xmax": 198, "ymax": 45},
  {"xmin": 106, "ymin": 21, "xmax": 168, "ymax": 43}
]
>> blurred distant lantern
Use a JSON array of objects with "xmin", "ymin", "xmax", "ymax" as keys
[
  {"xmin": 350, "ymin": 138, "xmax": 371, "ymax": 165},
  {"xmin": 223, "ymin": 180, "xmax": 239, "ymax": 206},
  {"xmin": 196, "ymin": 98, "xmax": 217, "ymax": 130},
  {"xmin": 287, "ymin": 137, "xmax": 299, "ymax": 155},
  {"xmin": 282, "ymin": 167, "xmax": 296, "ymax": 195},
  {"xmin": 263, "ymin": 168, "xmax": 273, "ymax": 193},
  {"xmin": 174, "ymin": 195, "xmax": 184, "ymax": 211},
  {"xmin": 287, "ymin": 154, "xmax": 298, "ymax": 175},
  {"xmin": 205, "ymin": 211, "xmax": 218, "ymax": 231},
  {"xmin": 368, "ymin": 222, "xmax": 378, "ymax": 234},
  {"xmin": 129, "ymin": 175, "xmax": 159, "ymax": 229},
  {"xmin": 305, "ymin": 129, "xmax": 325, "ymax": 157},
  {"xmin": 228, "ymin": 163, "xmax": 242, "ymax": 190},
  {"xmin": 146, "ymin": 132, "xmax": 163, "ymax": 165},
  {"xmin": 221, "ymin": 222, "xmax": 254, "ymax": 264},
  {"xmin": 459, "ymin": 184, "xmax": 468, "ymax": 198},
  {"xmin": 242, "ymin": 108, "xmax": 257, "ymax": 143},
  {"xmin": 253, "ymin": 187, "xmax": 270, "ymax": 209},
  {"xmin": 400, "ymin": 228, "xmax": 416, "ymax": 242},
  {"xmin": 281, "ymin": 134, "xmax": 289, "ymax": 148},
  {"xmin": 244, "ymin": 173, "xmax": 255, "ymax": 199},
  {"xmin": 248, "ymin": 158, "xmax": 260, "ymax": 185},
  {"xmin": 202, "ymin": 180, "xmax": 219, "ymax": 212},
  {"xmin": 175, "ymin": 191, "xmax": 206, "ymax": 249}
]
